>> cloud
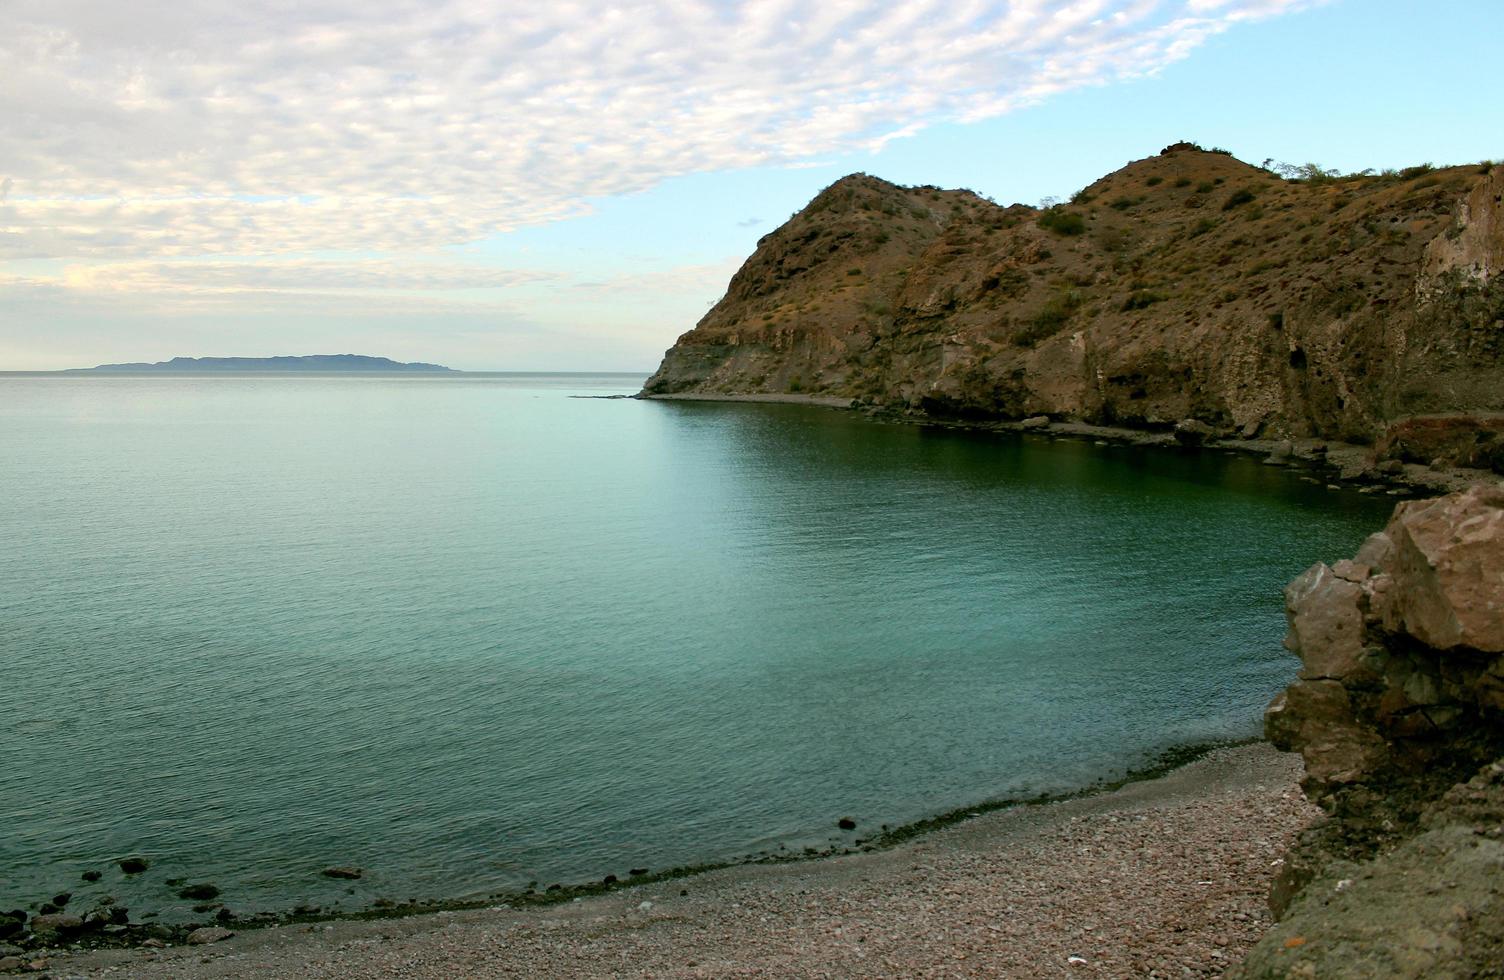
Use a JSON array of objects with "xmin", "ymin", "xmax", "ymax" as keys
[
  {"xmin": 62, "ymin": 259, "xmax": 556, "ymax": 293},
  {"xmin": 570, "ymin": 259, "xmax": 746, "ymax": 296},
  {"xmin": 0, "ymin": 0, "xmax": 1314, "ymax": 261},
  {"xmin": 4, "ymin": 255, "xmax": 728, "ymax": 323},
  {"xmin": 736, "ymin": 218, "xmax": 763, "ymax": 228}
]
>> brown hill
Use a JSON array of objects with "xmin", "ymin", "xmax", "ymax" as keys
[{"xmin": 644, "ymin": 143, "xmax": 1503, "ymax": 447}]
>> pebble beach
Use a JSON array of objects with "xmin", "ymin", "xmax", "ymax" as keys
[{"xmin": 41, "ymin": 743, "xmax": 1316, "ymax": 979}]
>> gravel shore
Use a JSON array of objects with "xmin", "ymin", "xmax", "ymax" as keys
[{"xmin": 42, "ymin": 743, "xmax": 1314, "ymax": 979}]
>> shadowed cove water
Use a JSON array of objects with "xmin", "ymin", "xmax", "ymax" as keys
[{"xmin": 0, "ymin": 373, "xmax": 1391, "ymax": 918}]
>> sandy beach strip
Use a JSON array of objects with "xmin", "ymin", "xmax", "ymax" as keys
[{"xmin": 43, "ymin": 743, "xmax": 1315, "ymax": 979}]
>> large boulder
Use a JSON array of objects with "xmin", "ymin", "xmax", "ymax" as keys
[
  {"xmin": 1373, "ymin": 414, "xmax": 1504, "ymax": 474},
  {"xmin": 1378, "ymin": 485, "xmax": 1504, "ymax": 654},
  {"xmin": 1266, "ymin": 483, "xmax": 1504, "ymax": 803},
  {"xmin": 28, "ymin": 913, "xmax": 83, "ymax": 936}
]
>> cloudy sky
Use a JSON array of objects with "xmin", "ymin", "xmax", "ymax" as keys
[{"xmin": 2, "ymin": 0, "xmax": 1500, "ymax": 371}]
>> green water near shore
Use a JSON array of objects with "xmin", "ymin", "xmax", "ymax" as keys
[{"xmin": 0, "ymin": 372, "xmax": 1391, "ymax": 919}]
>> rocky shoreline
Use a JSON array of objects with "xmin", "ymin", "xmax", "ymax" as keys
[{"xmin": 642, "ymin": 391, "xmax": 1495, "ymax": 498}]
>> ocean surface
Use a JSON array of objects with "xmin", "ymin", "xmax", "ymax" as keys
[{"xmin": 0, "ymin": 372, "xmax": 1393, "ymax": 919}]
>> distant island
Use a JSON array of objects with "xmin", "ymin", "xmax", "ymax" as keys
[{"xmin": 68, "ymin": 354, "xmax": 457, "ymax": 373}]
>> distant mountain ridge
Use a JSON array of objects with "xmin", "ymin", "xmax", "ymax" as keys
[{"xmin": 70, "ymin": 354, "xmax": 456, "ymax": 373}]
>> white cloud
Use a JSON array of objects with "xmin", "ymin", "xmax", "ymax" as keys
[
  {"xmin": 569, "ymin": 260, "xmax": 746, "ymax": 296},
  {"xmin": 1, "ymin": 0, "xmax": 1314, "ymax": 261},
  {"xmin": 61, "ymin": 259, "xmax": 556, "ymax": 293}
]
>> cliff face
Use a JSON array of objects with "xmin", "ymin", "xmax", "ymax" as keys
[{"xmin": 645, "ymin": 145, "xmax": 1504, "ymax": 448}]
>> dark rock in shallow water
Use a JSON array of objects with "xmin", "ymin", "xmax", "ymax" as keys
[
  {"xmin": 601, "ymin": 874, "xmax": 617, "ymax": 885},
  {"xmin": 118, "ymin": 858, "xmax": 149, "ymax": 875},
  {"xmin": 49, "ymin": 894, "xmax": 70, "ymax": 908},
  {"xmin": 628, "ymin": 868, "xmax": 649, "ymax": 877},
  {"xmin": 80, "ymin": 905, "xmax": 127, "ymax": 929},
  {"xmin": 0, "ymin": 913, "xmax": 23, "ymax": 939},
  {"xmin": 37, "ymin": 903, "xmax": 60, "ymax": 916},
  {"xmin": 177, "ymin": 884, "xmax": 220, "ymax": 901},
  {"xmin": 320, "ymin": 866, "xmax": 362, "ymax": 880},
  {"xmin": 1173, "ymin": 418, "xmax": 1217, "ymax": 446},
  {"xmin": 29, "ymin": 913, "xmax": 83, "ymax": 935},
  {"xmin": 838, "ymin": 817, "xmax": 857, "ymax": 831},
  {"xmin": 80, "ymin": 871, "xmax": 101, "ymax": 883}
]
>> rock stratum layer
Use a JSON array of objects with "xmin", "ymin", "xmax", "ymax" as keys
[
  {"xmin": 1235, "ymin": 485, "xmax": 1504, "ymax": 978},
  {"xmin": 645, "ymin": 144, "xmax": 1504, "ymax": 458}
]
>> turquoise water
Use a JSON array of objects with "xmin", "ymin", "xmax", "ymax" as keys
[{"xmin": 0, "ymin": 373, "xmax": 1391, "ymax": 919}]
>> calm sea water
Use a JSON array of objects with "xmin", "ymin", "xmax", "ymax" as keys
[{"xmin": 0, "ymin": 372, "xmax": 1392, "ymax": 918}]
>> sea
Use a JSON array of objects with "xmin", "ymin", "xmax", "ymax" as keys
[{"xmin": 0, "ymin": 371, "xmax": 1393, "ymax": 919}]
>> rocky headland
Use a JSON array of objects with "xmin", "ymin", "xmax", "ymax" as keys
[{"xmin": 644, "ymin": 143, "xmax": 1503, "ymax": 486}]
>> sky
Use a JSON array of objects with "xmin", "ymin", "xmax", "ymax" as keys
[{"xmin": 2, "ymin": 0, "xmax": 1501, "ymax": 372}]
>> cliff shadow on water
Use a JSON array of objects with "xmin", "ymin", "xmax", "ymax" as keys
[{"xmin": 647, "ymin": 396, "xmax": 1396, "ymax": 518}]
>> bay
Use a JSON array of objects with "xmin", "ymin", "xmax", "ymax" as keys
[{"xmin": 0, "ymin": 372, "xmax": 1390, "ymax": 917}]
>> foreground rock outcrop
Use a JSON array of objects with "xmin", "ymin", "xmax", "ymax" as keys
[
  {"xmin": 645, "ymin": 145, "xmax": 1504, "ymax": 462},
  {"xmin": 1266, "ymin": 485, "xmax": 1504, "ymax": 804},
  {"xmin": 1235, "ymin": 484, "xmax": 1504, "ymax": 977}
]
